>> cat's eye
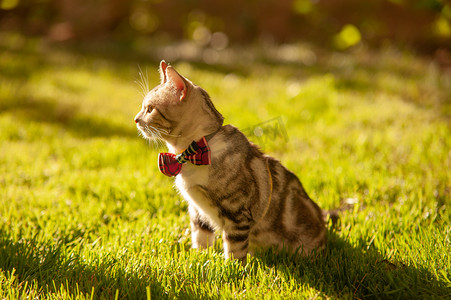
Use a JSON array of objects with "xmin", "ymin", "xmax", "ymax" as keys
[{"xmin": 146, "ymin": 106, "xmax": 153, "ymax": 113}]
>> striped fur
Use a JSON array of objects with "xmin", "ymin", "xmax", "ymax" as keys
[{"xmin": 135, "ymin": 61, "xmax": 326, "ymax": 263}]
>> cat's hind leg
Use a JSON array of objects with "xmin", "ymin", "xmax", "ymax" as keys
[{"xmin": 222, "ymin": 223, "xmax": 251, "ymax": 264}]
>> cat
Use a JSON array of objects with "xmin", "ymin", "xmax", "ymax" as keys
[{"xmin": 134, "ymin": 61, "xmax": 326, "ymax": 263}]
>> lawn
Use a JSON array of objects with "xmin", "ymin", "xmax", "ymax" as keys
[{"xmin": 0, "ymin": 32, "xmax": 450, "ymax": 299}]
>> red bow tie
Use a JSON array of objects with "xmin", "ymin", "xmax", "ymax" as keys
[{"xmin": 158, "ymin": 137, "xmax": 211, "ymax": 177}]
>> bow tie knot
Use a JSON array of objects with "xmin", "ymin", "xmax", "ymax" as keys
[{"xmin": 158, "ymin": 137, "xmax": 211, "ymax": 177}]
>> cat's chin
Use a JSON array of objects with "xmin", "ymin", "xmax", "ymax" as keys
[
  {"xmin": 137, "ymin": 128, "xmax": 155, "ymax": 141},
  {"xmin": 143, "ymin": 133, "xmax": 163, "ymax": 143}
]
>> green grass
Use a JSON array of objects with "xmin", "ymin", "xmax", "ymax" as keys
[{"xmin": 0, "ymin": 32, "xmax": 450, "ymax": 299}]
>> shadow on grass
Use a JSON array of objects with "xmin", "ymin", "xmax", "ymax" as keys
[
  {"xmin": 0, "ymin": 95, "xmax": 136, "ymax": 138},
  {"xmin": 253, "ymin": 229, "xmax": 451, "ymax": 299},
  {"xmin": 0, "ymin": 229, "xmax": 165, "ymax": 299},
  {"xmin": 0, "ymin": 38, "xmax": 138, "ymax": 139},
  {"xmin": 1, "ymin": 226, "xmax": 449, "ymax": 299}
]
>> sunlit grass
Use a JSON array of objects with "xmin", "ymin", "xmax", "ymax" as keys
[{"xmin": 0, "ymin": 33, "xmax": 450, "ymax": 299}]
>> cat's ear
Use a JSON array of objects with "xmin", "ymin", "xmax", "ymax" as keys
[
  {"xmin": 166, "ymin": 66, "xmax": 186, "ymax": 101},
  {"xmin": 159, "ymin": 60, "xmax": 168, "ymax": 84}
]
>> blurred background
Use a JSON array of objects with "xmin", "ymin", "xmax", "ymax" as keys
[{"xmin": 0, "ymin": 0, "xmax": 450, "ymax": 59}]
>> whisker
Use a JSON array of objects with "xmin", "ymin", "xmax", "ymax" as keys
[
  {"xmin": 146, "ymin": 124, "xmax": 164, "ymax": 138},
  {"xmin": 135, "ymin": 82, "xmax": 146, "ymax": 98},
  {"xmin": 135, "ymin": 65, "xmax": 151, "ymax": 98},
  {"xmin": 144, "ymin": 66, "xmax": 150, "ymax": 94},
  {"xmin": 137, "ymin": 122, "xmax": 178, "ymax": 150},
  {"xmin": 134, "ymin": 80, "xmax": 146, "ymax": 98},
  {"xmin": 157, "ymin": 127, "xmax": 181, "ymax": 138},
  {"xmin": 143, "ymin": 124, "xmax": 167, "ymax": 150}
]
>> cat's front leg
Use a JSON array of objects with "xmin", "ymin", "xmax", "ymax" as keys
[
  {"xmin": 189, "ymin": 206, "xmax": 215, "ymax": 249},
  {"xmin": 222, "ymin": 223, "xmax": 251, "ymax": 264}
]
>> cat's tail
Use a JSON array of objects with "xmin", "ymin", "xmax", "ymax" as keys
[
  {"xmin": 322, "ymin": 198, "xmax": 359, "ymax": 228},
  {"xmin": 322, "ymin": 209, "xmax": 340, "ymax": 228}
]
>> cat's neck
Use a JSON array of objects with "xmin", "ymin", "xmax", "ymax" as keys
[{"xmin": 165, "ymin": 125, "xmax": 221, "ymax": 154}]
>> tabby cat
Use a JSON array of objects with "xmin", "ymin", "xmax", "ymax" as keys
[{"xmin": 134, "ymin": 61, "xmax": 326, "ymax": 263}]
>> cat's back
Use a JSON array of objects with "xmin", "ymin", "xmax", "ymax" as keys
[
  {"xmin": 213, "ymin": 125, "xmax": 327, "ymax": 252},
  {"xmin": 210, "ymin": 124, "xmax": 258, "ymax": 156}
]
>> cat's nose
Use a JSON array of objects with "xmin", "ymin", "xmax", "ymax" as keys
[{"xmin": 134, "ymin": 113, "xmax": 140, "ymax": 123}]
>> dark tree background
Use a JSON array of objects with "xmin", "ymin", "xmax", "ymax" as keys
[{"xmin": 0, "ymin": 0, "xmax": 450, "ymax": 52}]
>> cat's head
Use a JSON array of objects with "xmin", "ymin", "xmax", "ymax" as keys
[{"xmin": 134, "ymin": 61, "xmax": 223, "ymax": 150}]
